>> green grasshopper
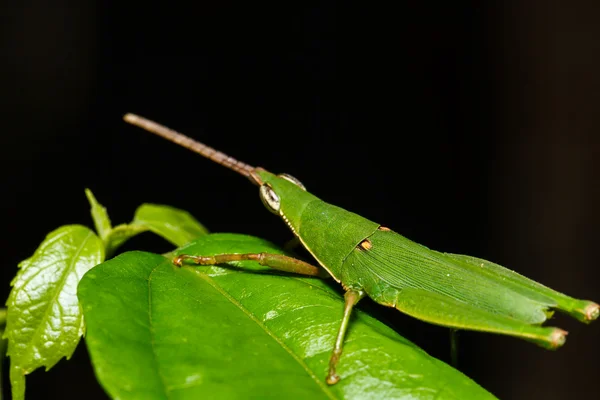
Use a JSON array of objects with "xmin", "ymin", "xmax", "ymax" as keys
[{"xmin": 124, "ymin": 113, "xmax": 599, "ymax": 385}]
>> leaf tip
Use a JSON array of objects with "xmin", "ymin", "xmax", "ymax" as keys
[{"xmin": 84, "ymin": 188, "xmax": 95, "ymax": 203}]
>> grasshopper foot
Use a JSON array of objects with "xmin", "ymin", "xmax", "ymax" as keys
[
  {"xmin": 326, "ymin": 372, "xmax": 340, "ymax": 385},
  {"xmin": 173, "ymin": 255, "xmax": 185, "ymax": 267},
  {"xmin": 326, "ymin": 350, "xmax": 342, "ymax": 385}
]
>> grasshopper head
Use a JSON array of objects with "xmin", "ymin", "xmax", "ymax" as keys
[{"xmin": 252, "ymin": 168, "xmax": 317, "ymax": 234}]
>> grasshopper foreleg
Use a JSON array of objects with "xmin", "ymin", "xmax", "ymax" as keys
[
  {"xmin": 326, "ymin": 289, "xmax": 365, "ymax": 385},
  {"xmin": 173, "ymin": 252, "xmax": 328, "ymax": 277}
]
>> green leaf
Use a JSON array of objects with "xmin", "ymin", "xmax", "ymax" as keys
[
  {"xmin": 79, "ymin": 233, "xmax": 495, "ymax": 400},
  {"xmin": 105, "ymin": 204, "xmax": 209, "ymax": 255},
  {"xmin": 5, "ymin": 225, "xmax": 104, "ymax": 400},
  {"xmin": 104, "ymin": 223, "xmax": 148, "ymax": 257},
  {"xmin": 85, "ymin": 188, "xmax": 112, "ymax": 241},
  {"xmin": 133, "ymin": 203, "xmax": 209, "ymax": 245},
  {"xmin": 0, "ymin": 309, "xmax": 7, "ymax": 398}
]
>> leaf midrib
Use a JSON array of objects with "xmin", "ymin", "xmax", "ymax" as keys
[
  {"xmin": 145, "ymin": 264, "xmax": 336, "ymax": 399},
  {"xmin": 18, "ymin": 229, "xmax": 94, "ymax": 368},
  {"xmin": 191, "ymin": 270, "xmax": 338, "ymax": 400}
]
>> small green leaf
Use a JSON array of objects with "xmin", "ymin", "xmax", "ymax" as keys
[
  {"xmin": 0, "ymin": 309, "xmax": 7, "ymax": 398},
  {"xmin": 85, "ymin": 188, "xmax": 112, "ymax": 241},
  {"xmin": 5, "ymin": 225, "xmax": 104, "ymax": 400},
  {"xmin": 79, "ymin": 233, "xmax": 495, "ymax": 400},
  {"xmin": 104, "ymin": 223, "xmax": 148, "ymax": 257},
  {"xmin": 133, "ymin": 203, "xmax": 209, "ymax": 246},
  {"xmin": 104, "ymin": 203, "xmax": 209, "ymax": 255}
]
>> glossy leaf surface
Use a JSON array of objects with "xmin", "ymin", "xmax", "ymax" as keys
[
  {"xmin": 106, "ymin": 203, "xmax": 209, "ymax": 255},
  {"xmin": 79, "ymin": 233, "xmax": 495, "ymax": 400},
  {"xmin": 133, "ymin": 203, "xmax": 209, "ymax": 245},
  {"xmin": 5, "ymin": 225, "xmax": 104, "ymax": 400}
]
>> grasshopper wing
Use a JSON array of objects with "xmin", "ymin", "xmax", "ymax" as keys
[
  {"xmin": 444, "ymin": 253, "xmax": 598, "ymax": 323},
  {"xmin": 342, "ymin": 229, "xmax": 554, "ymax": 325}
]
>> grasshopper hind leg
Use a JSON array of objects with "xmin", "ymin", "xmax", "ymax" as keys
[{"xmin": 394, "ymin": 288, "xmax": 568, "ymax": 350}]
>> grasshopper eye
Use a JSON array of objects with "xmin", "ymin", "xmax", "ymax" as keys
[
  {"xmin": 259, "ymin": 184, "xmax": 280, "ymax": 214},
  {"xmin": 278, "ymin": 173, "xmax": 306, "ymax": 191}
]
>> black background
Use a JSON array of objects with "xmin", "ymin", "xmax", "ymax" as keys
[{"xmin": 1, "ymin": 2, "xmax": 599, "ymax": 399}]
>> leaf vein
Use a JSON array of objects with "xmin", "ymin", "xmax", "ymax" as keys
[
  {"xmin": 193, "ymin": 271, "xmax": 338, "ymax": 400},
  {"xmin": 18, "ymin": 230, "xmax": 94, "ymax": 368}
]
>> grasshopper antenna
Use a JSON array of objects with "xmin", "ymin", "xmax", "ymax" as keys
[{"xmin": 123, "ymin": 113, "xmax": 262, "ymax": 184}]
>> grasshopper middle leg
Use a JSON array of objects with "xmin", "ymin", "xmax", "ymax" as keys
[{"xmin": 326, "ymin": 289, "xmax": 365, "ymax": 385}]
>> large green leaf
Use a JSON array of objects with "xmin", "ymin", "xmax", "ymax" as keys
[
  {"xmin": 106, "ymin": 203, "xmax": 209, "ymax": 255},
  {"xmin": 4, "ymin": 225, "xmax": 104, "ymax": 400},
  {"xmin": 79, "ymin": 233, "xmax": 495, "ymax": 399}
]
